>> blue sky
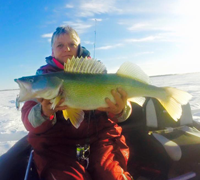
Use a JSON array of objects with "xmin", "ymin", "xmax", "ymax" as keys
[{"xmin": 1, "ymin": 0, "xmax": 200, "ymax": 90}]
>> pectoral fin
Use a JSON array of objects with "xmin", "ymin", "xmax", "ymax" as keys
[
  {"xmin": 62, "ymin": 108, "xmax": 85, "ymax": 129},
  {"xmin": 51, "ymin": 95, "xmax": 62, "ymax": 109}
]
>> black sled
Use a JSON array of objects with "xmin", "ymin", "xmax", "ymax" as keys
[{"xmin": 1, "ymin": 98, "xmax": 200, "ymax": 180}]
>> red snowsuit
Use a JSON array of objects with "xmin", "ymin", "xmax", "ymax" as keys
[{"xmin": 21, "ymin": 53, "xmax": 132, "ymax": 180}]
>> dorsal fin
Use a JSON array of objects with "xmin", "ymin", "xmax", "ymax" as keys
[
  {"xmin": 116, "ymin": 61, "xmax": 150, "ymax": 84},
  {"xmin": 64, "ymin": 56, "xmax": 106, "ymax": 74}
]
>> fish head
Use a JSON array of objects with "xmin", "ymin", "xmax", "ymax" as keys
[{"xmin": 14, "ymin": 74, "xmax": 63, "ymax": 102}]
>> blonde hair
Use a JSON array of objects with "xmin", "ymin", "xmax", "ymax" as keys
[{"xmin": 51, "ymin": 26, "xmax": 80, "ymax": 47}]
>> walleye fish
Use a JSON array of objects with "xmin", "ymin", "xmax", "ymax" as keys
[{"xmin": 15, "ymin": 57, "xmax": 192, "ymax": 128}]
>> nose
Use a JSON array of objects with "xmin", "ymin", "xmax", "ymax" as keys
[{"xmin": 65, "ymin": 46, "xmax": 70, "ymax": 51}]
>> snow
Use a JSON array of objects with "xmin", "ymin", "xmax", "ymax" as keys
[
  {"xmin": 0, "ymin": 90, "xmax": 27, "ymax": 155},
  {"xmin": 0, "ymin": 72, "xmax": 200, "ymax": 156}
]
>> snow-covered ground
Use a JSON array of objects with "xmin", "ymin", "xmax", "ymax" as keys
[{"xmin": 0, "ymin": 72, "xmax": 200, "ymax": 156}]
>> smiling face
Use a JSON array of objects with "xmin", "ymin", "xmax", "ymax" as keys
[{"xmin": 52, "ymin": 33, "xmax": 79, "ymax": 64}]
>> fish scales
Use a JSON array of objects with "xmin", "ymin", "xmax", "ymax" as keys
[{"xmin": 58, "ymin": 73, "xmax": 162, "ymax": 109}]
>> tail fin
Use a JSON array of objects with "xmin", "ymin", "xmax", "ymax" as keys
[{"xmin": 158, "ymin": 87, "xmax": 192, "ymax": 121}]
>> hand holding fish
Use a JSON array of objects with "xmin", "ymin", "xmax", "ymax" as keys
[
  {"xmin": 37, "ymin": 98, "xmax": 68, "ymax": 118},
  {"xmin": 97, "ymin": 88, "xmax": 128, "ymax": 115}
]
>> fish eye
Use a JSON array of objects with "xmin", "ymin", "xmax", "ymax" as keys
[{"xmin": 29, "ymin": 78, "xmax": 34, "ymax": 83}]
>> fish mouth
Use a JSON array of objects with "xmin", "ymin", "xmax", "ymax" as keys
[
  {"xmin": 15, "ymin": 79, "xmax": 33, "ymax": 102},
  {"xmin": 14, "ymin": 77, "xmax": 64, "ymax": 102},
  {"xmin": 15, "ymin": 79, "xmax": 30, "ymax": 91}
]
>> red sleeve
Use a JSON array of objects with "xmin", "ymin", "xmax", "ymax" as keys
[{"xmin": 21, "ymin": 101, "xmax": 54, "ymax": 134}]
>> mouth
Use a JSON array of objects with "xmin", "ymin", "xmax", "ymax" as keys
[
  {"xmin": 61, "ymin": 56, "xmax": 73, "ymax": 63},
  {"xmin": 63, "ymin": 55, "xmax": 74, "ymax": 59}
]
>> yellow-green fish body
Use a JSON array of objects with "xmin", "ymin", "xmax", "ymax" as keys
[{"xmin": 59, "ymin": 73, "xmax": 161, "ymax": 109}]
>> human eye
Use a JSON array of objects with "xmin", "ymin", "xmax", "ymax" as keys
[
  {"xmin": 57, "ymin": 44, "xmax": 63, "ymax": 48},
  {"xmin": 70, "ymin": 43, "xmax": 77, "ymax": 48}
]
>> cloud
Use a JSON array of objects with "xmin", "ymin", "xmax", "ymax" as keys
[
  {"xmin": 78, "ymin": 0, "xmax": 122, "ymax": 17},
  {"xmin": 123, "ymin": 19, "xmax": 184, "ymax": 43},
  {"xmin": 125, "ymin": 36, "xmax": 156, "ymax": 43},
  {"xmin": 76, "ymin": 0, "xmax": 178, "ymax": 17},
  {"xmin": 115, "ymin": 0, "xmax": 179, "ymax": 15},
  {"xmin": 96, "ymin": 43, "xmax": 123, "ymax": 50},
  {"xmin": 155, "ymin": 32, "xmax": 181, "ymax": 42},
  {"xmin": 117, "ymin": 16, "xmax": 178, "ymax": 32},
  {"xmin": 125, "ymin": 34, "xmax": 179, "ymax": 43},
  {"xmin": 66, "ymin": 4, "xmax": 74, "ymax": 8},
  {"xmin": 83, "ymin": 41, "xmax": 94, "ymax": 45},
  {"xmin": 41, "ymin": 33, "xmax": 53, "ymax": 38},
  {"xmin": 62, "ymin": 21, "xmax": 92, "ymax": 34},
  {"xmin": 41, "ymin": 33, "xmax": 53, "ymax": 43},
  {"xmin": 128, "ymin": 23, "xmax": 150, "ymax": 31},
  {"xmin": 127, "ymin": 23, "xmax": 174, "ymax": 32},
  {"xmin": 62, "ymin": 0, "xmax": 180, "ymax": 19}
]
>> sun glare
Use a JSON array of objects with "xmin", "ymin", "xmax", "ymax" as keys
[{"xmin": 174, "ymin": 0, "xmax": 200, "ymax": 73}]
